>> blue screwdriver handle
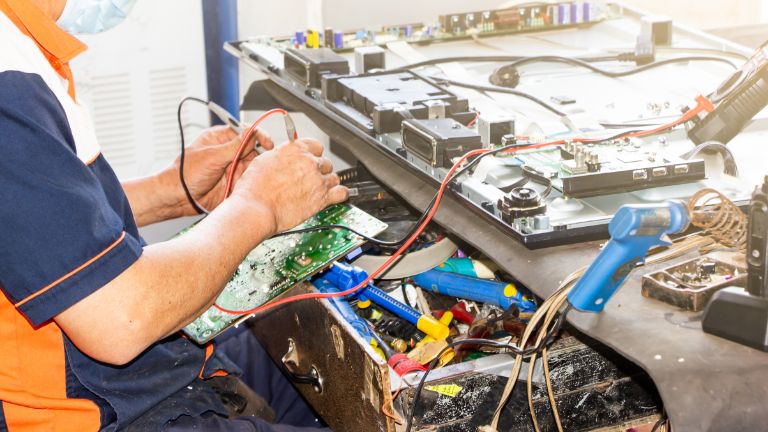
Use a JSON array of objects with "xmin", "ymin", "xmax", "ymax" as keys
[
  {"xmin": 413, "ymin": 270, "xmax": 536, "ymax": 312},
  {"xmin": 322, "ymin": 263, "xmax": 450, "ymax": 340},
  {"xmin": 357, "ymin": 284, "xmax": 421, "ymax": 326},
  {"xmin": 323, "ymin": 263, "xmax": 421, "ymax": 325}
]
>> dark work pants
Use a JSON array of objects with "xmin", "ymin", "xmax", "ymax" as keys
[{"xmin": 164, "ymin": 325, "xmax": 330, "ymax": 432}]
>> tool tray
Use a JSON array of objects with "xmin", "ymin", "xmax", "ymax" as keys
[{"xmin": 642, "ymin": 253, "xmax": 747, "ymax": 312}]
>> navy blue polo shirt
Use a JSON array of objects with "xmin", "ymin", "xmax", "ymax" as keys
[{"xmin": 0, "ymin": 2, "xmax": 232, "ymax": 430}]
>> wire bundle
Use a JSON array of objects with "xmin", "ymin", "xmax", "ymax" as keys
[{"xmin": 687, "ymin": 188, "xmax": 748, "ymax": 250}]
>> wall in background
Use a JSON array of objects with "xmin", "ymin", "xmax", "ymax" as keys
[
  {"xmin": 71, "ymin": 0, "xmax": 209, "ymax": 180},
  {"xmin": 621, "ymin": 0, "xmax": 762, "ymax": 30}
]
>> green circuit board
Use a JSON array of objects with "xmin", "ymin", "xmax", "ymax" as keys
[
  {"xmin": 183, "ymin": 204, "xmax": 387, "ymax": 344},
  {"xmin": 512, "ymin": 140, "xmax": 706, "ymax": 198}
]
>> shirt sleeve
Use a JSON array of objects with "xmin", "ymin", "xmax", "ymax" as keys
[{"xmin": 0, "ymin": 71, "xmax": 143, "ymax": 326}]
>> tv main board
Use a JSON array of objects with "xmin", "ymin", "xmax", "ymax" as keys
[{"xmin": 183, "ymin": 204, "xmax": 387, "ymax": 344}]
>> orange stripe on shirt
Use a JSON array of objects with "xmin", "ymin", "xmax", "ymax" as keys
[
  {"xmin": 84, "ymin": 151, "xmax": 102, "ymax": 166},
  {"xmin": 198, "ymin": 342, "xmax": 228, "ymax": 379},
  {"xmin": 198, "ymin": 343, "xmax": 215, "ymax": 379},
  {"xmin": 15, "ymin": 232, "xmax": 126, "ymax": 308}
]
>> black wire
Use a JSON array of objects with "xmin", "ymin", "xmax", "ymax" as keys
[
  {"xmin": 426, "ymin": 57, "xmax": 736, "ymax": 120},
  {"xmin": 428, "ymin": 78, "xmax": 675, "ymax": 131},
  {"xmin": 404, "ymin": 304, "xmax": 572, "ymax": 432},
  {"xmin": 394, "ymin": 53, "xmax": 633, "ymax": 72},
  {"xmin": 681, "ymin": 140, "xmax": 739, "ymax": 176},
  {"xmin": 177, "ymin": 96, "xmax": 210, "ymax": 215},
  {"xmin": 432, "ymin": 77, "xmax": 569, "ymax": 117},
  {"xmin": 399, "ymin": 53, "xmax": 739, "ymax": 75},
  {"xmin": 491, "ymin": 55, "xmax": 737, "ymax": 82},
  {"xmin": 661, "ymin": 46, "xmax": 749, "ymax": 61}
]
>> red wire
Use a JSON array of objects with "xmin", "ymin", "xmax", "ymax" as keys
[
  {"xmin": 223, "ymin": 108, "xmax": 295, "ymax": 199},
  {"xmin": 629, "ymin": 95, "xmax": 714, "ymax": 138},
  {"xmin": 213, "ymin": 147, "xmax": 492, "ymax": 316},
  {"xmin": 212, "ymin": 96, "xmax": 713, "ymax": 317}
]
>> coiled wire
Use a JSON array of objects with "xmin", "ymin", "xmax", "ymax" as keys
[{"xmin": 687, "ymin": 188, "xmax": 748, "ymax": 250}]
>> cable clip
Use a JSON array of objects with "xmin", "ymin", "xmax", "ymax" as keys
[{"xmin": 694, "ymin": 95, "xmax": 715, "ymax": 113}]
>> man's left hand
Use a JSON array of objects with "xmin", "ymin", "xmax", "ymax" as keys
[{"xmin": 169, "ymin": 126, "xmax": 274, "ymax": 215}]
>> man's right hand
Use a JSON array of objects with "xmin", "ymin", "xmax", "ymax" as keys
[{"xmin": 231, "ymin": 138, "xmax": 349, "ymax": 234}]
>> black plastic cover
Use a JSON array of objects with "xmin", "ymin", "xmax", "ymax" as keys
[
  {"xmin": 401, "ymin": 118, "xmax": 482, "ymax": 168},
  {"xmin": 284, "ymin": 48, "xmax": 350, "ymax": 88}
]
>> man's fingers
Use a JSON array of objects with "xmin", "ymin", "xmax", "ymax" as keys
[
  {"xmin": 324, "ymin": 172, "xmax": 341, "ymax": 188},
  {"xmin": 209, "ymin": 125, "xmax": 238, "ymax": 144},
  {"xmin": 324, "ymin": 171, "xmax": 348, "ymax": 203},
  {"xmin": 296, "ymin": 138, "xmax": 324, "ymax": 157},
  {"xmin": 252, "ymin": 128, "xmax": 275, "ymax": 151},
  {"xmin": 317, "ymin": 157, "xmax": 333, "ymax": 175},
  {"xmin": 222, "ymin": 131, "xmax": 257, "ymax": 162},
  {"xmin": 326, "ymin": 185, "xmax": 350, "ymax": 205}
]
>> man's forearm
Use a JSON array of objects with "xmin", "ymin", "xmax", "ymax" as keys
[
  {"xmin": 123, "ymin": 169, "xmax": 188, "ymax": 227},
  {"xmin": 55, "ymin": 196, "xmax": 277, "ymax": 365}
]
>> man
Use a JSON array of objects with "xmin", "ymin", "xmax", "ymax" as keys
[{"xmin": 0, "ymin": 0, "xmax": 347, "ymax": 430}]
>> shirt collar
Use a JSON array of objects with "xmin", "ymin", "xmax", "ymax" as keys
[{"xmin": 1, "ymin": 0, "xmax": 86, "ymax": 63}]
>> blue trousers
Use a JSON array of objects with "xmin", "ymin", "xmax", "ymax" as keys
[{"xmin": 164, "ymin": 326, "xmax": 330, "ymax": 432}]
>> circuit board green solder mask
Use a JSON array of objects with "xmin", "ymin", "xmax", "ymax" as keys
[{"xmin": 183, "ymin": 204, "xmax": 387, "ymax": 344}]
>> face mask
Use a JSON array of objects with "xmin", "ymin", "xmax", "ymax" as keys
[{"xmin": 56, "ymin": 0, "xmax": 138, "ymax": 34}]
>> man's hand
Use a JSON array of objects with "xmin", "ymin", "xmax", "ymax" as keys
[
  {"xmin": 230, "ymin": 138, "xmax": 349, "ymax": 233},
  {"xmin": 171, "ymin": 126, "xmax": 274, "ymax": 215},
  {"xmin": 123, "ymin": 126, "xmax": 274, "ymax": 227}
]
